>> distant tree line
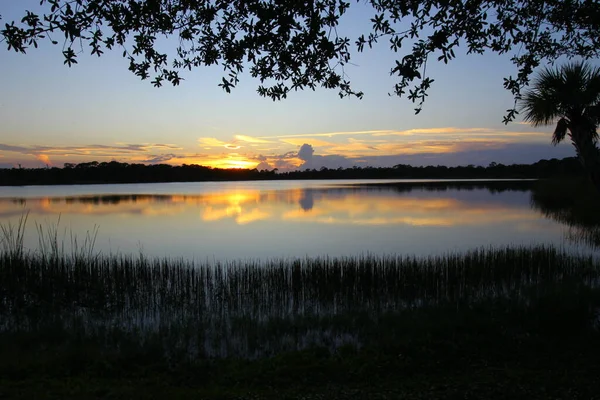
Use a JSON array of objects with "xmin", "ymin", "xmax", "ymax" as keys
[{"xmin": 0, "ymin": 158, "xmax": 584, "ymax": 186}]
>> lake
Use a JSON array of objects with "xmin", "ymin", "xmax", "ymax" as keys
[{"xmin": 0, "ymin": 179, "xmax": 595, "ymax": 261}]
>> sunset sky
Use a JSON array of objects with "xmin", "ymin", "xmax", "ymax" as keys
[{"xmin": 0, "ymin": 1, "xmax": 579, "ymax": 170}]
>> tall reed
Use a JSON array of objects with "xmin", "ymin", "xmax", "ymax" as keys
[
  {"xmin": 1, "ymin": 239, "xmax": 599, "ymax": 358},
  {"xmin": 0, "ymin": 211, "xmax": 28, "ymax": 260}
]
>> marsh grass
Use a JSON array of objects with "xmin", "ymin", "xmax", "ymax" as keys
[
  {"xmin": 1, "ymin": 217, "xmax": 600, "ymax": 360},
  {"xmin": 0, "ymin": 211, "xmax": 28, "ymax": 260},
  {"xmin": 34, "ymin": 215, "xmax": 101, "ymax": 264}
]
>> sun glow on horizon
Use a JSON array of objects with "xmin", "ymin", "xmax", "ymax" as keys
[{"xmin": 0, "ymin": 126, "xmax": 571, "ymax": 170}]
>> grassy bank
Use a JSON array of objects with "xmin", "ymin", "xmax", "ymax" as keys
[{"xmin": 1, "ymin": 224, "xmax": 600, "ymax": 398}]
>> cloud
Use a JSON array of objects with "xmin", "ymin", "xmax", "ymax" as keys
[
  {"xmin": 374, "ymin": 127, "xmax": 497, "ymax": 136},
  {"xmin": 37, "ymin": 144, "xmax": 181, "ymax": 155},
  {"xmin": 139, "ymin": 153, "xmax": 179, "ymax": 163},
  {"xmin": 281, "ymin": 138, "xmax": 337, "ymax": 147},
  {"xmin": 513, "ymin": 121, "xmax": 535, "ymax": 126},
  {"xmin": 308, "ymin": 154, "xmax": 356, "ymax": 170},
  {"xmin": 35, "ymin": 154, "xmax": 52, "ymax": 166},
  {"xmin": 115, "ymin": 143, "xmax": 182, "ymax": 152},
  {"xmin": 134, "ymin": 152, "xmax": 261, "ymax": 169},
  {"xmin": 0, "ymin": 143, "xmax": 181, "ymax": 157},
  {"xmin": 198, "ymin": 138, "xmax": 238, "ymax": 149},
  {"xmin": 0, "ymin": 142, "xmax": 226, "ymax": 168},
  {"xmin": 298, "ymin": 144, "xmax": 315, "ymax": 162},
  {"xmin": 0, "ymin": 144, "xmax": 29, "ymax": 152},
  {"xmin": 251, "ymin": 150, "xmax": 302, "ymax": 171},
  {"xmin": 368, "ymin": 127, "xmax": 549, "ymax": 143},
  {"xmin": 198, "ymin": 137, "xmax": 245, "ymax": 150},
  {"xmin": 254, "ymin": 138, "xmax": 575, "ymax": 172},
  {"xmin": 198, "ymin": 138, "xmax": 228, "ymax": 147},
  {"xmin": 256, "ymin": 161, "xmax": 273, "ymax": 170},
  {"xmin": 234, "ymin": 135, "xmax": 274, "ymax": 144},
  {"xmin": 270, "ymin": 143, "xmax": 357, "ymax": 171},
  {"xmin": 355, "ymin": 142, "xmax": 575, "ymax": 167},
  {"xmin": 0, "ymin": 125, "xmax": 569, "ymax": 170},
  {"xmin": 263, "ymin": 130, "xmax": 394, "ymax": 139},
  {"xmin": 253, "ymin": 127, "xmax": 556, "ymax": 166}
]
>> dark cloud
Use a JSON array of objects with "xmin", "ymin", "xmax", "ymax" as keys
[
  {"xmin": 296, "ymin": 143, "xmax": 357, "ymax": 170},
  {"xmin": 357, "ymin": 142, "xmax": 575, "ymax": 167},
  {"xmin": 261, "ymin": 141, "xmax": 575, "ymax": 172},
  {"xmin": 0, "ymin": 144, "xmax": 31, "ymax": 153},
  {"xmin": 273, "ymin": 158, "xmax": 297, "ymax": 170},
  {"xmin": 139, "ymin": 154, "xmax": 177, "ymax": 164},
  {"xmin": 308, "ymin": 154, "xmax": 356, "ymax": 170},
  {"xmin": 256, "ymin": 161, "xmax": 272, "ymax": 170},
  {"xmin": 250, "ymin": 151, "xmax": 301, "ymax": 171},
  {"xmin": 281, "ymin": 151, "xmax": 297, "ymax": 159},
  {"xmin": 295, "ymin": 143, "xmax": 357, "ymax": 170},
  {"xmin": 298, "ymin": 144, "xmax": 315, "ymax": 161}
]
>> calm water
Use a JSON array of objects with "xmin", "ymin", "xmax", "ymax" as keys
[{"xmin": 0, "ymin": 179, "xmax": 594, "ymax": 261}]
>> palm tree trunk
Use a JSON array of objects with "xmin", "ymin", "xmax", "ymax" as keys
[{"xmin": 571, "ymin": 128, "xmax": 600, "ymax": 194}]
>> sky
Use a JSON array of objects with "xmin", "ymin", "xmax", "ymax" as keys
[{"xmin": 0, "ymin": 0, "xmax": 579, "ymax": 170}]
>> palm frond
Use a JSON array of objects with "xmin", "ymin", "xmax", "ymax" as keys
[
  {"xmin": 520, "ymin": 89, "xmax": 561, "ymax": 127},
  {"xmin": 585, "ymin": 103, "xmax": 600, "ymax": 127},
  {"xmin": 519, "ymin": 66, "xmax": 564, "ymax": 126},
  {"xmin": 520, "ymin": 61, "xmax": 600, "ymax": 138},
  {"xmin": 560, "ymin": 62, "xmax": 600, "ymax": 114},
  {"xmin": 579, "ymin": 63, "xmax": 600, "ymax": 108},
  {"xmin": 552, "ymin": 118, "xmax": 569, "ymax": 145}
]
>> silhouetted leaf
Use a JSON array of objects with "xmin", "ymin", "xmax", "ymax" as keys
[{"xmin": 0, "ymin": 0, "xmax": 598, "ymax": 119}]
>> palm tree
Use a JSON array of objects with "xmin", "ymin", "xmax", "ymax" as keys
[{"xmin": 520, "ymin": 61, "xmax": 600, "ymax": 192}]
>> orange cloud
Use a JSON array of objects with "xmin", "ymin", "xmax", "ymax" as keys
[{"xmin": 35, "ymin": 154, "xmax": 51, "ymax": 165}]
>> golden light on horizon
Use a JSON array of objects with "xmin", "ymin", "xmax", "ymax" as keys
[
  {"xmin": 170, "ymin": 156, "xmax": 259, "ymax": 169},
  {"xmin": 0, "ymin": 124, "xmax": 562, "ymax": 171}
]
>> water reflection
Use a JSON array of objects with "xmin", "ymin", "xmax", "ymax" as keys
[
  {"xmin": 0, "ymin": 184, "xmax": 537, "ymax": 227},
  {"xmin": 0, "ymin": 180, "xmax": 590, "ymax": 260},
  {"xmin": 530, "ymin": 179, "xmax": 600, "ymax": 249}
]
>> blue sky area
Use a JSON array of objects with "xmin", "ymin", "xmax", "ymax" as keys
[{"xmin": 0, "ymin": 0, "xmax": 578, "ymax": 169}]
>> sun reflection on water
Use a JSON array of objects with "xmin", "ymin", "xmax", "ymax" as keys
[{"xmin": 0, "ymin": 187, "xmax": 537, "ymax": 228}]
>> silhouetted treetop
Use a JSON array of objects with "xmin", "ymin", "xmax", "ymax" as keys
[
  {"xmin": 0, "ymin": 157, "xmax": 584, "ymax": 186},
  {"xmin": 2, "ymin": 0, "xmax": 599, "ymax": 120}
]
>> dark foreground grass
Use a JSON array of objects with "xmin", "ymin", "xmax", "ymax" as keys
[{"xmin": 1, "ymin": 242, "xmax": 600, "ymax": 398}]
